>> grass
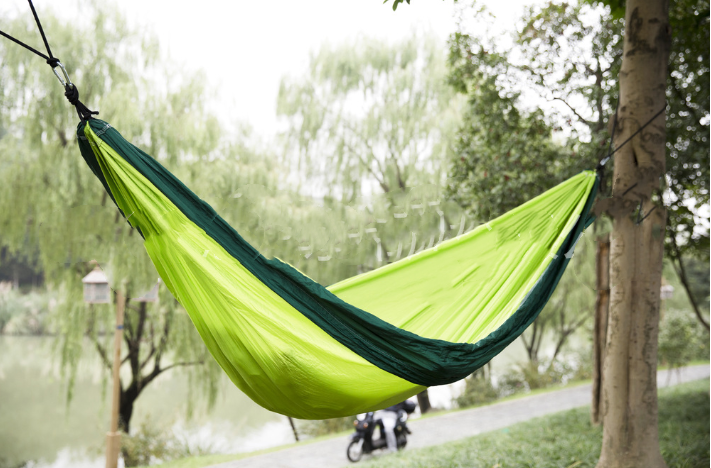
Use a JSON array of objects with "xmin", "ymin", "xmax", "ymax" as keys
[{"xmin": 363, "ymin": 379, "xmax": 710, "ymax": 468}]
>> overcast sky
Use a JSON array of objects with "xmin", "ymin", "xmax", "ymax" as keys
[{"xmin": 4, "ymin": 0, "xmax": 539, "ymax": 139}]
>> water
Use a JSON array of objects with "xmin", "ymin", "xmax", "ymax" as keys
[{"xmin": 0, "ymin": 336, "xmax": 288, "ymax": 468}]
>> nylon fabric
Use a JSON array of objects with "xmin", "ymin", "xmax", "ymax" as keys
[
  {"xmin": 77, "ymin": 119, "xmax": 597, "ymax": 418},
  {"xmin": 82, "ymin": 124, "xmax": 424, "ymax": 419}
]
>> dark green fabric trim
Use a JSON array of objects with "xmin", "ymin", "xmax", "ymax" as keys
[{"xmin": 77, "ymin": 119, "xmax": 598, "ymax": 387}]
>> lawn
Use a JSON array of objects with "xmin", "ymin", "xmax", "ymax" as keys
[{"xmin": 363, "ymin": 378, "xmax": 710, "ymax": 468}]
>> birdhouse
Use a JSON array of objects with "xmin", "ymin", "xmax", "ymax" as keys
[
  {"xmin": 660, "ymin": 284, "xmax": 674, "ymax": 300},
  {"xmin": 134, "ymin": 280, "xmax": 160, "ymax": 303},
  {"xmin": 82, "ymin": 266, "xmax": 110, "ymax": 304}
]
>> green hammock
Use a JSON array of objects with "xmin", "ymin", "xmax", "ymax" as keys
[{"xmin": 77, "ymin": 118, "xmax": 597, "ymax": 419}]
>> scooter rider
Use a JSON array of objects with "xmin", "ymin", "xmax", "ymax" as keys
[{"xmin": 373, "ymin": 400, "xmax": 416, "ymax": 452}]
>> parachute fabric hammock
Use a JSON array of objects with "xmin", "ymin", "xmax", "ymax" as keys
[{"xmin": 77, "ymin": 118, "xmax": 598, "ymax": 419}]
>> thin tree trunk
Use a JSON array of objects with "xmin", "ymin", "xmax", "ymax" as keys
[
  {"xmin": 669, "ymin": 237, "xmax": 710, "ymax": 330},
  {"xmin": 592, "ymin": 235, "xmax": 610, "ymax": 425},
  {"xmin": 416, "ymin": 389, "xmax": 431, "ymax": 414},
  {"xmin": 288, "ymin": 417, "xmax": 300, "ymax": 442},
  {"xmin": 597, "ymin": 1, "xmax": 670, "ymax": 466}
]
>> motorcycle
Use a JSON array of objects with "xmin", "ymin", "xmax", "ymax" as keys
[{"xmin": 346, "ymin": 410, "xmax": 412, "ymax": 462}]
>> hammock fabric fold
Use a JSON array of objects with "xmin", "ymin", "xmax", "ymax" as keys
[{"xmin": 77, "ymin": 118, "xmax": 598, "ymax": 419}]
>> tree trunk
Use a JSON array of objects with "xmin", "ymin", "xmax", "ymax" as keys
[
  {"xmin": 597, "ymin": 1, "xmax": 670, "ymax": 467},
  {"xmin": 591, "ymin": 235, "xmax": 610, "ymax": 425},
  {"xmin": 119, "ymin": 388, "xmax": 136, "ymax": 434},
  {"xmin": 416, "ymin": 389, "xmax": 432, "ymax": 414},
  {"xmin": 119, "ymin": 391, "xmax": 137, "ymax": 466}
]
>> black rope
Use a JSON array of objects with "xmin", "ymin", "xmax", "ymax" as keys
[
  {"xmin": 0, "ymin": 0, "xmax": 99, "ymax": 121},
  {"xmin": 596, "ymin": 104, "xmax": 666, "ymax": 169},
  {"xmin": 27, "ymin": 0, "xmax": 54, "ymax": 62},
  {"xmin": 0, "ymin": 29, "xmax": 49, "ymax": 60}
]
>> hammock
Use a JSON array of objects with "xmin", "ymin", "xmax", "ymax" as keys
[{"xmin": 77, "ymin": 118, "xmax": 598, "ymax": 419}]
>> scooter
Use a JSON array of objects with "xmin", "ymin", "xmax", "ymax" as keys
[{"xmin": 346, "ymin": 410, "xmax": 412, "ymax": 462}]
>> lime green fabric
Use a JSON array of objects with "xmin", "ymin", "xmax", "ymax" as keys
[
  {"xmin": 77, "ymin": 119, "xmax": 597, "ymax": 418},
  {"xmin": 82, "ymin": 124, "xmax": 424, "ymax": 419}
]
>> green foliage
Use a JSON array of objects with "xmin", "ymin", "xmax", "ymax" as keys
[
  {"xmin": 496, "ymin": 359, "xmax": 581, "ymax": 396},
  {"xmin": 364, "ymin": 379, "xmax": 710, "ymax": 467},
  {"xmin": 457, "ymin": 351, "xmax": 594, "ymax": 408},
  {"xmin": 278, "ymin": 34, "xmax": 460, "ymax": 201},
  {"xmin": 122, "ymin": 419, "xmax": 175, "ymax": 467},
  {"xmin": 276, "ymin": 34, "xmax": 468, "ymax": 284},
  {"xmin": 683, "ymin": 255, "xmax": 711, "ymax": 311},
  {"xmin": 0, "ymin": 5, "xmax": 248, "ymax": 430},
  {"xmin": 446, "ymin": 3, "xmax": 607, "ymax": 221},
  {"xmin": 665, "ymin": 0, "xmax": 710, "ymax": 265},
  {"xmin": 658, "ymin": 308, "xmax": 710, "ymax": 369},
  {"xmin": 0, "ymin": 287, "xmax": 52, "ymax": 335},
  {"xmin": 387, "ymin": 0, "xmax": 410, "ymax": 11},
  {"xmin": 456, "ymin": 368, "xmax": 498, "ymax": 407},
  {"xmin": 447, "ymin": 1, "xmax": 709, "ymax": 270},
  {"xmin": 121, "ymin": 417, "xmax": 216, "ymax": 467}
]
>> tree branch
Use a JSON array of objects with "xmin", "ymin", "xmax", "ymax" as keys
[
  {"xmin": 669, "ymin": 234, "xmax": 710, "ymax": 330},
  {"xmin": 551, "ymin": 97, "xmax": 595, "ymax": 127}
]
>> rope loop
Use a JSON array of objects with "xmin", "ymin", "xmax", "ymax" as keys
[{"xmin": 0, "ymin": 0, "xmax": 99, "ymax": 121}]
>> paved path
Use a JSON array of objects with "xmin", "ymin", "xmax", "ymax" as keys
[{"xmin": 215, "ymin": 365, "xmax": 709, "ymax": 468}]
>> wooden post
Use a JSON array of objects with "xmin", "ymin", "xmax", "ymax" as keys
[
  {"xmin": 106, "ymin": 289, "xmax": 126, "ymax": 468},
  {"xmin": 591, "ymin": 234, "xmax": 610, "ymax": 425}
]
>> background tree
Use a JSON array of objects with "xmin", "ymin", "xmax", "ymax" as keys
[
  {"xmin": 663, "ymin": 0, "xmax": 710, "ymax": 330},
  {"xmin": 277, "ymin": 34, "xmax": 460, "ymax": 201},
  {"xmin": 0, "ymin": 7, "xmax": 280, "ymax": 463},
  {"xmin": 446, "ymin": 5, "xmax": 600, "ymax": 222}
]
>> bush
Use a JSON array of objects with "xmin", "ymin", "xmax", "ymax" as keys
[
  {"xmin": 0, "ymin": 288, "xmax": 52, "ymax": 335},
  {"xmin": 121, "ymin": 417, "xmax": 215, "ymax": 467},
  {"xmin": 456, "ymin": 369, "xmax": 498, "ymax": 407},
  {"xmin": 497, "ymin": 359, "xmax": 574, "ymax": 397},
  {"xmin": 658, "ymin": 309, "xmax": 710, "ymax": 369},
  {"xmin": 122, "ymin": 420, "xmax": 174, "ymax": 467}
]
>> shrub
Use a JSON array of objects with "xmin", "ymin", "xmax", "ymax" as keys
[
  {"xmin": 456, "ymin": 369, "xmax": 498, "ymax": 407},
  {"xmin": 658, "ymin": 309, "xmax": 710, "ymax": 369}
]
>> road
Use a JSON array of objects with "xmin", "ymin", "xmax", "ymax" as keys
[{"xmin": 214, "ymin": 364, "xmax": 709, "ymax": 468}]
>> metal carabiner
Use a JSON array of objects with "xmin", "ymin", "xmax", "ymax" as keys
[{"xmin": 51, "ymin": 61, "xmax": 74, "ymax": 88}]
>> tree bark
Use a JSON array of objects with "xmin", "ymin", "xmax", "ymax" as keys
[
  {"xmin": 591, "ymin": 235, "xmax": 610, "ymax": 425},
  {"xmin": 416, "ymin": 389, "xmax": 432, "ymax": 414},
  {"xmin": 597, "ymin": 1, "xmax": 670, "ymax": 467}
]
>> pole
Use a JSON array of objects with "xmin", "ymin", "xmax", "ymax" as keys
[{"xmin": 106, "ymin": 289, "xmax": 125, "ymax": 468}]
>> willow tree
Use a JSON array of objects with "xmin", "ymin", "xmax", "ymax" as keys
[{"xmin": 0, "ymin": 6, "xmax": 277, "ymax": 458}]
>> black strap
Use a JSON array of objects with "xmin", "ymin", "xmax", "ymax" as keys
[
  {"xmin": 0, "ymin": 0, "xmax": 99, "ymax": 121},
  {"xmin": 597, "ymin": 103, "xmax": 666, "ymax": 171}
]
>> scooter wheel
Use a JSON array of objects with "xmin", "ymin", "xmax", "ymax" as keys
[{"xmin": 347, "ymin": 439, "xmax": 364, "ymax": 462}]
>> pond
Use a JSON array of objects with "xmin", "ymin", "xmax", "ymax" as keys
[{"xmin": 0, "ymin": 333, "xmax": 535, "ymax": 468}]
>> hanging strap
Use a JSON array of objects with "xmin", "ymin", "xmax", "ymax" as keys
[
  {"xmin": 0, "ymin": 0, "xmax": 98, "ymax": 121},
  {"xmin": 597, "ymin": 102, "xmax": 666, "ymax": 170}
]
